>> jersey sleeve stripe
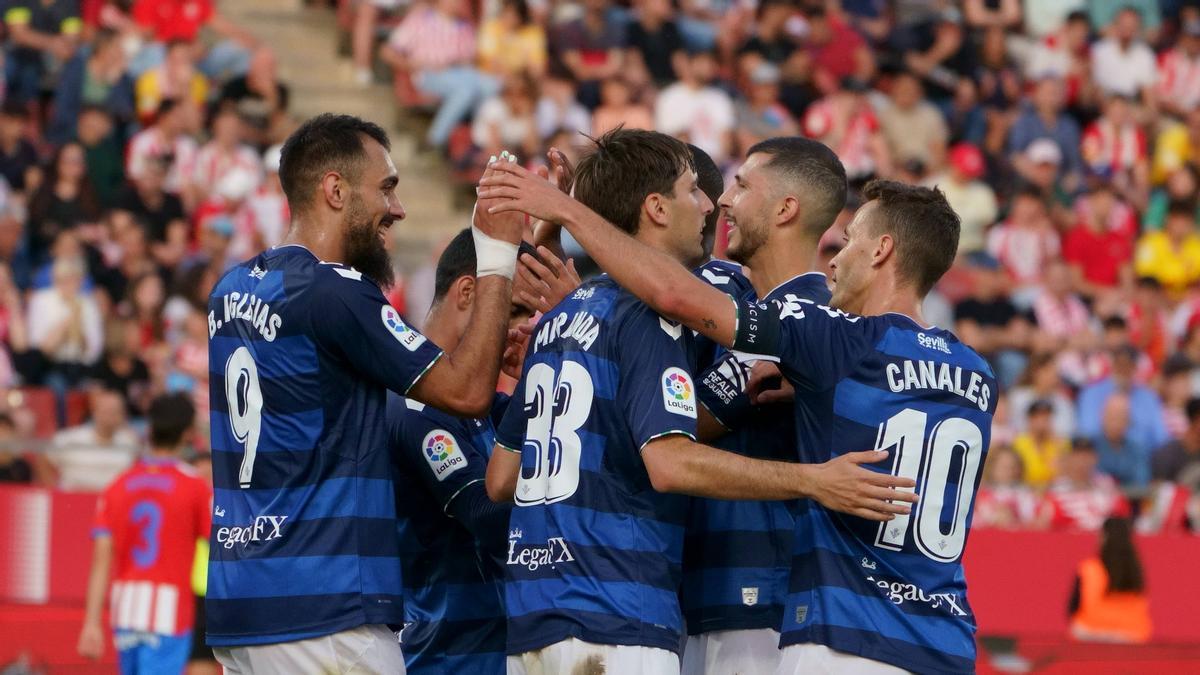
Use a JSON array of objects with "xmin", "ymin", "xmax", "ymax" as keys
[
  {"xmin": 638, "ymin": 429, "xmax": 696, "ymax": 452},
  {"xmin": 404, "ymin": 351, "xmax": 444, "ymax": 396}
]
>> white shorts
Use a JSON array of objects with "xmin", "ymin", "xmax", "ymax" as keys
[
  {"xmin": 214, "ymin": 624, "xmax": 405, "ymax": 675},
  {"xmin": 776, "ymin": 643, "xmax": 912, "ymax": 675},
  {"xmin": 682, "ymin": 629, "xmax": 781, "ymax": 675},
  {"xmin": 508, "ymin": 637, "xmax": 679, "ymax": 675}
]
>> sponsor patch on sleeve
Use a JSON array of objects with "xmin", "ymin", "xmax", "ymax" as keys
[
  {"xmin": 381, "ymin": 305, "xmax": 427, "ymax": 352},
  {"xmin": 422, "ymin": 429, "xmax": 467, "ymax": 481},
  {"xmin": 661, "ymin": 367, "xmax": 697, "ymax": 418}
]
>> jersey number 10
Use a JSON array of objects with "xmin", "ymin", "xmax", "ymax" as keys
[
  {"xmin": 873, "ymin": 408, "xmax": 984, "ymax": 563},
  {"xmin": 516, "ymin": 362, "xmax": 594, "ymax": 507}
]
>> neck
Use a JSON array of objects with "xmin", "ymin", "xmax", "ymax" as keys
[
  {"xmin": 282, "ymin": 214, "xmax": 344, "ymax": 263},
  {"xmin": 635, "ymin": 227, "xmax": 689, "ymax": 266},
  {"xmin": 95, "ymin": 426, "xmax": 115, "ymax": 442},
  {"xmin": 858, "ymin": 278, "xmax": 927, "ymax": 326},
  {"xmin": 148, "ymin": 446, "xmax": 177, "ymax": 459},
  {"xmin": 422, "ymin": 304, "xmax": 460, "ymax": 353},
  {"xmin": 747, "ymin": 234, "xmax": 820, "ymax": 298}
]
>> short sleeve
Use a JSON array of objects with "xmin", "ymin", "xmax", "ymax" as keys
[
  {"xmin": 310, "ymin": 269, "xmax": 443, "ymax": 395},
  {"xmin": 495, "ymin": 369, "xmax": 528, "ymax": 453},
  {"xmin": 617, "ymin": 307, "xmax": 698, "ymax": 448},
  {"xmin": 733, "ymin": 294, "xmax": 875, "ymax": 391},
  {"xmin": 388, "ymin": 397, "xmax": 487, "ymax": 512},
  {"xmin": 91, "ymin": 488, "xmax": 113, "ymax": 539},
  {"xmin": 193, "ymin": 478, "xmax": 213, "ymax": 540}
]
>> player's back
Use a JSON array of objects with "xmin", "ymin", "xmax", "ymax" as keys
[
  {"xmin": 206, "ymin": 244, "xmax": 442, "ymax": 646},
  {"xmin": 777, "ymin": 311, "xmax": 995, "ymax": 674},
  {"xmin": 390, "ymin": 394, "xmax": 507, "ymax": 674},
  {"xmin": 683, "ymin": 273, "xmax": 830, "ymax": 635},
  {"xmin": 96, "ymin": 457, "xmax": 210, "ymax": 637},
  {"xmin": 495, "ymin": 276, "xmax": 699, "ymax": 655}
]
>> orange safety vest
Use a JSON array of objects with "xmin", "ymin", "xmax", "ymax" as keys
[{"xmin": 1069, "ymin": 557, "xmax": 1152, "ymax": 644}]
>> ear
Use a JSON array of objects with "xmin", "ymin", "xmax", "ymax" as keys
[
  {"xmin": 454, "ymin": 275, "xmax": 476, "ymax": 311},
  {"xmin": 320, "ymin": 171, "xmax": 347, "ymax": 210},
  {"xmin": 872, "ymin": 232, "xmax": 896, "ymax": 269},
  {"xmin": 776, "ymin": 195, "xmax": 800, "ymax": 226},
  {"xmin": 644, "ymin": 193, "xmax": 671, "ymax": 228}
]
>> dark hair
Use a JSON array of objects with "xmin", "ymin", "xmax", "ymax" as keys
[
  {"xmin": 1066, "ymin": 9, "xmax": 1090, "ymax": 24},
  {"xmin": 1071, "ymin": 436, "xmax": 1097, "ymax": 452},
  {"xmin": 1100, "ymin": 517, "xmax": 1145, "ymax": 593},
  {"xmin": 29, "ymin": 142, "xmax": 101, "ymax": 228},
  {"xmin": 1027, "ymin": 399, "xmax": 1054, "ymax": 416},
  {"xmin": 860, "ymin": 179, "xmax": 959, "ymax": 295},
  {"xmin": 502, "ymin": 0, "xmax": 531, "ymax": 25},
  {"xmin": 572, "ymin": 127, "xmax": 694, "ymax": 236},
  {"xmin": 279, "ymin": 114, "xmax": 391, "ymax": 214},
  {"xmin": 1101, "ymin": 315, "xmax": 1128, "ymax": 331},
  {"xmin": 148, "ymin": 393, "xmax": 195, "ymax": 448},
  {"xmin": 93, "ymin": 28, "xmax": 120, "ymax": 52},
  {"xmin": 1186, "ymin": 397, "xmax": 1200, "ymax": 423},
  {"xmin": 747, "ymin": 137, "xmax": 848, "ymax": 236},
  {"xmin": 433, "ymin": 228, "xmax": 476, "ymax": 302},
  {"xmin": 1167, "ymin": 199, "xmax": 1196, "ymax": 219},
  {"xmin": 0, "ymin": 101, "xmax": 28, "ymax": 119},
  {"xmin": 0, "ymin": 412, "xmax": 14, "ymax": 430},
  {"xmin": 688, "ymin": 143, "xmax": 723, "ymax": 258}
]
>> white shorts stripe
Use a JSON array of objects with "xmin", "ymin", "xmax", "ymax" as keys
[
  {"xmin": 153, "ymin": 584, "xmax": 179, "ymax": 635},
  {"xmin": 129, "ymin": 581, "xmax": 154, "ymax": 632}
]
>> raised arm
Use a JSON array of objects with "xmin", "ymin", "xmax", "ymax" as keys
[{"xmin": 480, "ymin": 161, "xmax": 739, "ymax": 347}]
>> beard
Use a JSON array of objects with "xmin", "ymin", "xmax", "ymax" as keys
[
  {"xmin": 726, "ymin": 221, "xmax": 767, "ymax": 265},
  {"xmin": 343, "ymin": 192, "xmax": 394, "ymax": 289}
]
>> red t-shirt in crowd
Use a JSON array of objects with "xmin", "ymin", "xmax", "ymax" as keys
[
  {"xmin": 133, "ymin": 0, "xmax": 212, "ymax": 42},
  {"xmin": 93, "ymin": 457, "xmax": 211, "ymax": 636},
  {"xmin": 1063, "ymin": 223, "xmax": 1132, "ymax": 288}
]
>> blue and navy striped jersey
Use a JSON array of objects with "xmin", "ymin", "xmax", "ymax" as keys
[
  {"xmin": 737, "ymin": 297, "xmax": 994, "ymax": 673},
  {"xmin": 684, "ymin": 273, "xmax": 831, "ymax": 635},
  {"xmin": 494, "ymin": 275, "xmax": 699, "ymax": 656},
  {"xmin": 692, "ymin": 259, "xmax": 753, "ymax": 371},
  {"xmin": 205, "ymin": 245, "xmax": 443, "ymax": 647},
  {"xmin": 389, "ymin": 393, "xmax": 509, "ymax": 675}
]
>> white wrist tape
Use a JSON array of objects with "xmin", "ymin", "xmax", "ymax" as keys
[{"xmin": 472, "ymin": 206, "xmax": 518, "ymax": 279}]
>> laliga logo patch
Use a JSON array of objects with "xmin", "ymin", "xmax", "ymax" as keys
[
  {"xmin": 381, "ymin": 305, "xmax": 427, "ymax": 352},
  {"xmin": 661, "ymin": 367, "xmax": 697, "ymax": 418},
  {"xmin": 423, "ymin": 430, "xmax": 466, "ymax": 481}
]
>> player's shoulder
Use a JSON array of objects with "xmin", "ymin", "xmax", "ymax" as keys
[
  {"xmin": 694, "ymin": 258, "xmax": 751, "ymax": 294},
  {"xmin": 767, "ymin": 272, "xmax": 832, "ymax": 304},
  {"xmin": 878, "ymin": 314, "xmax": 997, "ymax": 378}
]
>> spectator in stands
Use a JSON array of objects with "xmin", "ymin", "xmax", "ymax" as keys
[
  {"xmin": 478, "ymin": 0, "xmax": 546, "ymax": 80},
  {"xmin": 1068, "ymin": 517, "xmax": 1152, "ymax": 644},
  {"xmin": 1144, "ymin": 165, "xmax": 1198, "ymax": 231},
  {"xmin": 240, "ymin": 145, "xmax": 289, "ymax": 256},
  {"xmin": 879, "ymin": 71, "xmax": 949, "ymax": 171},
  {"xmin": 1159, "ymin": 355, "xmax": 1193, "ymax": 439},
  {"xmin": 592, "ymin": 77, "xmax": 652, "ymax": 136},
  {"xmin": 803, "ymin": 77, "xmax": 891, "ymax": 183},
  {"xmin": 976, "ymin": 26, "xmax": 1021, "ymax": 114},
  {"xmin": 735, "ymin": 0, "xmax": 796, "ymax": 74},
  {"xmin": 1032, "ymin": 259, "xmax": 1093, "ymax": 353},
  {"xmin": 27, "ymin": 256, "xmax": 104, "ymax": 386},
  {"xmin": 655, "ymin": 49, "xmax": 734, "ymax": 164},
  {"xmin": 131, "ymin": 0, "xmax": 256, "ymax": 81},
  {"xmin": 1063, "ymin": 182, "xmax": 1134, "ymax": 298},
  {"xmin": 77, "ymin": 106, "xmax": 126, "ymax": 209},
  {"xmin": 39, "ymin": 387, "xmax": 138, "ymax": 491},
  {"xmin": 733, "ymin": 61, "xmax": 797, "ymax": 155},
  {"xmin": 1134, "ymin": 201, "xmax": 1200, "ymax": 298},
  {"xmin": 471, "ymin": 73, "xmax": 541, "ymax": 167},
  {"xmin": 988, "ymin": 186, "xmax": 1061, "ymax": 306},
  {"xmin": 1153, "ymin": 397, "xmax": 1200, "ymax": 484},
  {"xmin": 803, "ymin": 4, "xmax": 875, "ymax": 92},
  {"xmin": 126, "ymin": 99, "xmax": 200, "ymax": 204},
  {"xmin": 1078, "ymin": 344, "xmax": 1169, "ymax": 456},
  {"xmin": 380, "ymin": 0, "xmax": 497, "ymax": 150},
  {"xmin": 218, "ymin": 47, "xmax": 291, "ymax": 148},
  {"xmin": 134, "ymin": 39, "xmax": 208, "ymax": 125},
  {"xmin": 0, "ymin": 413, "xmax": 32, "ymax": 483},
  {"xmin": 114, "ymin": 155, "xmax": 187, "ymax": 271},
  {"xmin": 944, "ymin": 74, "xmax": 987, "ymax": 147},
  {"xmin": 27, "ymin": 143, "xmax": 103, "ymax": 268},
  {"xmin": 955, "ymin": 252, "xmax": 1032, "ymax": 388},
  {"xmin": 48, "ymin": 28, "xmax": 134, "ymax": 146},
  {"xmin": 1013, "ymin": 399, "xmax": 1069, "ymax": 489},
  {"xmin": 1090, "ymin": 0, "xmax": 1161, "ymax": 40},
  {"xmin": 190, "ymin": 106, "xmax": 262, "ymax": 208},
  {"xmin": 1008, "ymin": 352, "xmax": 1076, "ymax": 439},
  {"xmin": 1024, "ymin": 10, "xmax": 1090, "ymax": 96},
  {"xmin": 924, "ymin": 142, "xmax": 996, "ymax": 254},
  {"xmin": 1093, "ymin": 393, "xmax": 1151, "ymax": 491},
  {"xmin": 1008, "ymin": 78, "xmax": 1083, "ymax": 185},
  {"xmin": 624, "ymin": 0, "xmax": 683, "ymax": 88},
  {"xmin": 974, "ymin": 446, "xmax": 1039, "ymax": 530},
  {"xmin": 88, "ymin": 318, "xmax": 150, "ymax": 418},
  {"xmin": 1152, "ymin": 107, "xmax": 1200, "ymax": 187},
  {"xmin": 1082, "ymin": 95, "xmax": 1150, "ymax": 204},
  {"xmin": 1157, "ymin": 19, "xmax": 1200, "ymax": 120},
  {"xmin": 552, "ymin": 0, "xmax": 626, "ymax": 109},
  {"xmin": 0, "ymin": 102, "xmax": 42, "ymax": 194},
  {"xmin": 1039, "ymin": 438, "xmax": 1130, "ymax": 532},
  {"xmin": 901, "ymin": 7, "xmax": 975, "ymax": 103},
  {"xmin": 124, "ymin": 271, "xmax": 166, "ymax": 351},
  {"xmin": 535, "ymin": 75, "xmax": 591, "ymax": 141},
  {"xmin": 1090, "ymin": 7, "xmax": 1157, "ymax": 106},
  {"xmin": 964, "ymin": 0, "xmax": 1022, "ymax": 30},
  {"xmin": 4, "ymin": 0, "xmax": 83, "ymax": 106}
]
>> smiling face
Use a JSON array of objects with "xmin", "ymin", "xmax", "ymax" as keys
[
  {"xmin": 661, "ymin": 168, "xmax": 712, "ymax": 265},
  {"xmin": 828, "ymin": 201, "xmax": 882, "ymax": 313},
  {"xmin": 720, "ymin": 153, "xmax": 776, "ymax": 265},
  {"xmin": 343, "ymin": 137, "xmax": 405, "ymax": 288}
]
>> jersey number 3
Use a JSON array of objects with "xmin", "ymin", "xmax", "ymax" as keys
[
  {"xmin": 873, "ymin": 408, "xmax": 984, "ymax": 563},
  {"xmin": 516, "ymin": 362, "xmax": 594, "ymax": 507},
  {"xmin": 225, "ymin": 347, "xmax": 263, "ymax": 489}
]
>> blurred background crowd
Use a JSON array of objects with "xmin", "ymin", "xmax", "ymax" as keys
[{"xmin": 0, "ymin": 0, "xmax": 1198, "ymax": 540}]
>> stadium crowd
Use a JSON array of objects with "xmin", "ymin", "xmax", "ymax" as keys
[{"xmin": 1, "ymin": 0, "xmax": 1199, "ymax": 566}]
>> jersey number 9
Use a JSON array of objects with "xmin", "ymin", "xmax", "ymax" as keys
[{"xmin": 225, "ymin": 347, "xmax": 263, "ymax": 489}]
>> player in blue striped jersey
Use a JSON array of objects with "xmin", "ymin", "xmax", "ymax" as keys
[
  {"xmin": 484, "ymin": 130, "xmax": 915, "ymax": 675},
  {"xmin": 683, "ymin": 139, "xmax": 845, "ymax": 675},
  {"xmin": 206, "ymin": 115, "xmax": 527, "ymax": 673},
  {"xmin": 484, "ymin": 165, "xmax": 990, "ymax": 673},
  {"xmin": 388, "ymin": 230, "xmax": 548, "ymax": 675}
]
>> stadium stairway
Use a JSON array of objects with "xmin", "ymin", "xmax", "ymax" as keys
[{"xmin": 219, "ymin": 0, "xmax": 470, "ymax": 274}]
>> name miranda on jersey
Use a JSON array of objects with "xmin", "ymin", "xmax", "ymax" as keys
[
  {"xmin": 884, "ymin": 359, "xmax": 992, "ymax": 412},
  {"xmin": 209, "ymin": 291, "xmax": 283, "ymax": 342},
  {"xmin": 534, "ymin": 310, "xmax": 599, "ymax": 352}
]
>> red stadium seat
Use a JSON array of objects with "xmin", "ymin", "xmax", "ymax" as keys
[{"xmin": 16, "ymin": 388, "xmax": 58, "ymax": 439}]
